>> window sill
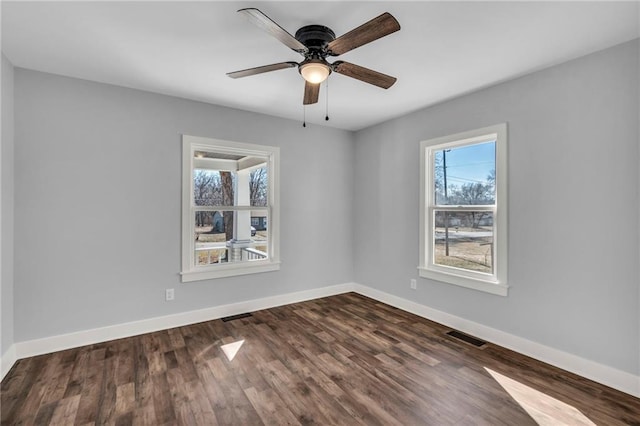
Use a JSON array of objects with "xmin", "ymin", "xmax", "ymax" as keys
[
  {"xmin": 181, "ymin": 261, "xmax": 280, "ymax": 282},
  {"xmin": 418, "ymin": 267, "xmax": 508, "ymax": 296}
]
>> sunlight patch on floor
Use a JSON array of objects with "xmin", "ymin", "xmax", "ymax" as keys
[
  {"xmin": 485, "ymin": 368, "xmax": 596, "ymax": 425},
  {"xmin": 221, "ymin": 339, "xmax": 245, "ymax": 361}
]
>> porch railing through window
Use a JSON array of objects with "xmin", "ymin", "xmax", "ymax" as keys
[{"xmin": 243, "ymin": 247, "xmax": 268, "ymax": 260}]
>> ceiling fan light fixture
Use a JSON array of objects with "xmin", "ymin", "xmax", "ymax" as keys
[
  {"xmin": 228, "ymin": 9, "xmax": 400, "ymax": 105},
  {"xmin": 299, "ymin": 60, "xmax": 331, "ymax": 84}
]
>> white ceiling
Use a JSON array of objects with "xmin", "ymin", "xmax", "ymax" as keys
[{"xmin": 2, "ymin": 1, "xmax": 638, "ymax": 131}]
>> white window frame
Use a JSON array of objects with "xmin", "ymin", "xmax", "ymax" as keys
[
  {"xmin": 419, "ymin": 123, "xmax": 508, "ymax": 296},
  {"xmin": 181, "ymin": 135, "xmax": 280, "ymax": 282}
]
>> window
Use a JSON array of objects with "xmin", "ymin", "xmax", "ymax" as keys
[
  {"xmin": 181, "ymin": 135, "xmax": 280, "ymax": 282},
  {"xmin": 419, "ymin": 124, "xmax": 508, "ymax": 296}
]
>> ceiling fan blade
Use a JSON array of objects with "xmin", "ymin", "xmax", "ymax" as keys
[
  {"xmin": 238, "ymin": 8, "xmax": 309, "ymax": 54},
  {"xmin": 303, "ymin": 81, "xmax": 320, "ymax": 105},
  {"xmin": 327, "ymin": 12, "xmax": 400, "ymax": 56},
  {"xmin": 332, "ymin": 61, "xmax": 397, "ymax": 89},
  {"xmin": 227, "ymin": 62, "xmax": 298, "ymax": 79}
]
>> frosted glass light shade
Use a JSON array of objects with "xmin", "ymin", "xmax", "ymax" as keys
[{"xmin": 299, "ymin": 61, "xmax": 330, "ymax": 84}]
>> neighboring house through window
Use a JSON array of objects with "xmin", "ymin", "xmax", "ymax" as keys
[
  {"xmin": 419, "ymin": 123, "xmax": 508, "ymax": 296},
  {"xmin": 181, "ymin": 135, "xmax": 280, "ymax": 282}
]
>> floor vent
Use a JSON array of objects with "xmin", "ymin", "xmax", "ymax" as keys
[
  {"xmin": 446, "ymin": 330, "xmax": 487, "ymax": 347},
  {"xmin": 221, "ymin": 312, "xmax": 253, "ymax": 322}
]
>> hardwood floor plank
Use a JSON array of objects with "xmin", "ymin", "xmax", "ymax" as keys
[
  {"xmin": 165, "ymin": 368, "xmax": 198, "ymax": 425},
  {"xmin": 49, "ymin": 394, "xmax": 81, "ymax": 425},
  {"xmin": 311, "ymin": 352, "xmax": 416, "ymax": 425},
  {"xmin": 73, "ymin": 348, "xmax": 106, "ymax": 425},
  {"xmin": 33, "ymin": 401, "xmax": 59, "ymax": 425},
  {"xmin": 95, "ymin": 348, "xmax": 118, "ymax": 425},
  {"xmin": 40, "ymin": 353, "xmax": 73, "ymax": 407},
  {"xmin": 288, "ymin": 358, "xmax": 368, "ymax": 426},
  {"xmin": 167, "ymin": 328, "xmax": 186, "ymax": 349},
  {"xmin": 184, "ymin": 380, "xmax": 219, "ymax": 425},
  {"xmin": 393, "ymin": 341, "xmax": 441, "ymax": 366},
  {"xmin": 132, "ymin": 339, "xmax": 152, "ymax": 408},
  {"xmin": 14, "ymin": 364, "xmax": 49, "ymax": 424},
  {"xmin": 197, "ymin": 360, "xmax": 235, "ymax": 424},
  {"xmin": 243, "ymin": 386, "xmax": 301, "ymax": 425},
  {"xmin": 110, "ymin": 341, "xmax": 132, "ymax": 388},
  {"xmin": 62, "ymin": 350, "xmax": 89, "ymax": 399},
  {"xmin": 174, "ymin": 346, "xmax": 199, "ymax": 383},
  {"xmin": 131, "ymin": 401, "xmax": 157, "ymax": 426},
  {"xmin": 150, "ymin": 373, "xmax": 176, "ymax": 424},
  {"xmin": 115, "ymin": 411, "xmax": 134, "ymax": 426},
  {"xmin": 115, "ymin": 382, "xmax": 135, "ymax": 415},
  {"xmin": 1, "ymin": 357, "xmax": 41, "ymax": 423},
  {"xmin": 2, "ymin": 292, "xmax": 639, "ymax": 425},
  {"xmin": 258, "ymin": 358, "xmax": 333, "ymax": 425},
  {"xmin": 205, "ymin": 356, "xmax": 263, "ymax": 425}
]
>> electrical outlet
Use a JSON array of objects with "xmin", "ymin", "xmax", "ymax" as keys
[
  {"xmin": 410, "ymin": 279, "xmax": 417, "ymax": 290},
  {"xmin": 165, "ymin": 288, "xmax": 175, "ymax": 301}
]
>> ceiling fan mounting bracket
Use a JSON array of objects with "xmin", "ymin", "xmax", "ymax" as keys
[{"xmin": 295, "ymin": 25, "xmax": 335, "ymax": 56}]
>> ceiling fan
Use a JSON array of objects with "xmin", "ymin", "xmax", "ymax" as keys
[{"xmin": 227, "ymin": 8, "xmax": 400, "ymax": 105}]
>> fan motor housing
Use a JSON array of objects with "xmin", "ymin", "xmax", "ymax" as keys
[{"xmin": 295, "ymin": 25, "xmax": 335, "ymax": 51}]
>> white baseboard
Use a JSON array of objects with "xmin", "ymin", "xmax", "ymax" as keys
[
  {"xmin": 1, "ymin": 344, "xmax": 17, "ymax": 381},
  {"xmin": 13, "ymin": 282, "xmax": 356, "ymax": 363},
  {"xmin": 4, "ymin": 281, "xmax": 639, "ymax": 399},
  {"xmin": 352, "ymin": 283, "xmax": 640, "ymax": 398}
]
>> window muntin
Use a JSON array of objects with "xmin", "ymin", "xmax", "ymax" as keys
[
  {"xmin": 419, "ymin": 124, "xmax": 507, "ymax": 296},
  {"xmin": 182, "ymin": 135, "xmax": 279, "ymax": 282}
]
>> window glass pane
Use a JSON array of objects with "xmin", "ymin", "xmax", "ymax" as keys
[
  {"xmin": 195, "ymin": 211, "xmax": 228, "ymax": 266},
  {"xmin": 193, "ymin": 169, "xmax": 235, "ymax": 206},
  {"xmin": 193, "ymin": 152, "xmax": 268, "ymax": 207},
  {"xmin": 434, "ymin": 211, "xmax": 494, "ymax": 274},
  {"xmin": 434, "ymin": 141, "xmax": 496, "ymax": 205},
  {"xmin": 194, "ymin": 211, "xmax": 269, "ymax": 266},
  {"xmin": 195, "ymin": 211, "xmax": 229, "ymax": 237},
  {"xmin": 251, "ymin": 210, "xmax": 268, "ymax": 231},
  {"xmin": 250, "ymin": 167, "xmax": 268, "ymax": 207},
  {"xmin": 197, "ymin": 246, "xmax": 228, "ymax": 266}
]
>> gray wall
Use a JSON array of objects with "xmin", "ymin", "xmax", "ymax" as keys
[
  {"xmin": 8, "ymin": 39, "xmax": 639, "ymax": 379},
  {"xmin": 353, "ymin": 40, "xmax": 639, "ymax": 375},
  {"xmin": 1, "ymin": 54, "xmax": 15, "ymax": 358},
  {"xmin": 13, "ymin": 69, "xmax": 354, "ymax": 342}
]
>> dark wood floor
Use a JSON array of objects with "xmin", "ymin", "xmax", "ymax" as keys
[{"xmin": 2, "ymin": 293, "xmax": 639, "ymax": 425}]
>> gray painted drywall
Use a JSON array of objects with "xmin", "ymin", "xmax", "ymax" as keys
[
  {"xmin": 1, "ymin": 53, "xmax": 15, "ymax": 358},
  {"xmin": 13, "ymin": 69, "xmax": 354, "ymax": 341},
  {"xmin": 354, "ymin": 40, "xmax": 639, "ymax": 375},
  {"xmin": 8, "ymin": 38, "xmax": 639, "ymax": 379}
]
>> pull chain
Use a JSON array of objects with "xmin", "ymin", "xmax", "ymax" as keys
[
  {"xmin": 325, "ymin": 79, "xmax": 330, "ymax": 121},
  {"xmin": 302, "ymin": 105, "xmax": 306, "ymax": 127}
]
